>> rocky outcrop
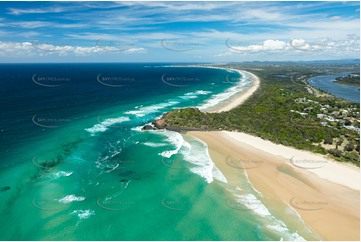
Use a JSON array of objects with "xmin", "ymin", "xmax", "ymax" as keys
[{"xmin": 141, "ymin": 124, "xmax": 157, "ymax": 131}]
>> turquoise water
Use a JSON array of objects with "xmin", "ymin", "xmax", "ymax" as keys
[{"xmin": 0, "ymin": 64, "xmax": 318, "ymax": 240}]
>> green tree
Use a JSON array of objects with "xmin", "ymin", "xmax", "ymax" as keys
[
  {"xmin": 329, "ymin": 149, "xmax": 342, "ymax": 157},
  {"xmin": 344, "ymin": 143, "xmax": 355, "ymax": 152},
  {"xmin": 323, "ymin": 137, "xmax": 333, "ymax": 145}
]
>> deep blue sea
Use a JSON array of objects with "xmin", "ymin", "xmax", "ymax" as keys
[
  {"xmin": 0, "ymin": 63, "xmax": 318, "ymax": 240},
  {"xmin": 308, "ymin": 72, "xmax": 360, "ymax": 103}
]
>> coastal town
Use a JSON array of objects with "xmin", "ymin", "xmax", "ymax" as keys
[{"xmin": 292, "ymin": 96, "xmax": 360, "ymax": 134}]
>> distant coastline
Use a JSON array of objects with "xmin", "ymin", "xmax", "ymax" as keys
[
  {"xmin": 166, "ymin": 65, "xmax": 261, "ymax": 112},
  {"xmin": 205, "ymin": 70, "xmax": 260, "ymax": 113}
]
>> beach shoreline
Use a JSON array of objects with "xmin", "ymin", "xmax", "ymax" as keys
[
  {"xmin": 189, "ymin": 131, "xmax": 360, "ymax": 240},
  {"xmin": 205, "ymin": 70, "xmax": 260, "ymax": 113},
  {"xmin": 170, "ymin": 65, "xmax": 261, "ymax": 113},
  {"xmin": 186, "ymin": 69, "xmax": 360, "ymax": 240}
]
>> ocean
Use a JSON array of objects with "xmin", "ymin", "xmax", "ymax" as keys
[
  {"xmin": 308, "ymin": 72, "xmax": 360, "ymax": 103},
  {"xmin": 0, "ymin": 63, "xmax": 318, "ymax": 240}
]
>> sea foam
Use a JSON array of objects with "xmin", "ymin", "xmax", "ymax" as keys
[
  {"xmin": 182, "ymin": 136, "xmax": 227, "ymax": 184},
  {"xmin": 58, "ymin": 195, "xmax": 86, "ymax": 204},
  {"xmin": 158, "ymin": 131, "xmax": 185, "ymax": 158},
  {"xmin": 125, "ymin": 101, "xmax": 180, "ymax": 118},
  {"xmin": 180, "ymin": 90, "xmax": 211, "ymax": 100},
  {"xmin": 71, "ymin": 209, "xmax": 95, "ymax": 220},
  {"xmin": 52, "ymin": 171, "xmax": 73, "ymax": 179},
  {"xmin": 198, "ymin": 72, "xmax": 252, "ymax": 111},
  {"xmin": 85, "ymin": 116, "xmax": 130, "ymax": 135},
  {"xmin": 231, "ymin": 189, "xmax": 306, "ymax": 241}
]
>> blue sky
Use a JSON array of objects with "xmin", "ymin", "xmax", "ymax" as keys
[{"xmin": 0, "ymin": 1, "xmax": 359, "ymax": 63}]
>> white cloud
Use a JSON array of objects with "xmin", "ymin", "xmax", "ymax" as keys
[
  {"xmin": 8, "ymin": 21, "xmax": 88, "ymax": 29},
  {"xmin": 289, "ymin": 39, "xmax": 311, "ymax": 51},
  {"xmin": 226, "ymin": 39, "xmax": 287, "ymax": 53},
  {"xmin": 215, "ymin": 35, "xmax": 359, "ymax": 57},
  {"xmin": 263, "ymin": 40, "xmax": 287, "ymax": 51},
  {"xmin": 123, "ymin": 47, "xmax": 147, "ymax": 54},
  {"xmin": 330, "ymin": 16, "xmax": 341, "ymax": 20},
  {"xmin": 7, "ymin": 7, "xmax": 67, "ymax": 15},
  {"xmin": 0, "ymin": 41, "xmax": 148, "ymax": 57}
]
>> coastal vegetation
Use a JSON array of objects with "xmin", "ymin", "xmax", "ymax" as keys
[
  {"xmin": 155, "ymin": 62, "xmax": 360, "ymax": 166},
  {"xmin": 334, "ymin": 73, "xmax": 360, "ymax": 86}
]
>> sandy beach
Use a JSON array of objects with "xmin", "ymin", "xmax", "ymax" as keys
[
  {"xmin": 205, "ymin": 69, "xmax": 260, "ymax": 113},
  {"xmin": 169, "ymin": 65, "xmax": 260, "ymax": 113},
  {"xmin": 188, "ymin": 70, "xmax": 360, "ymax": 240}
]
